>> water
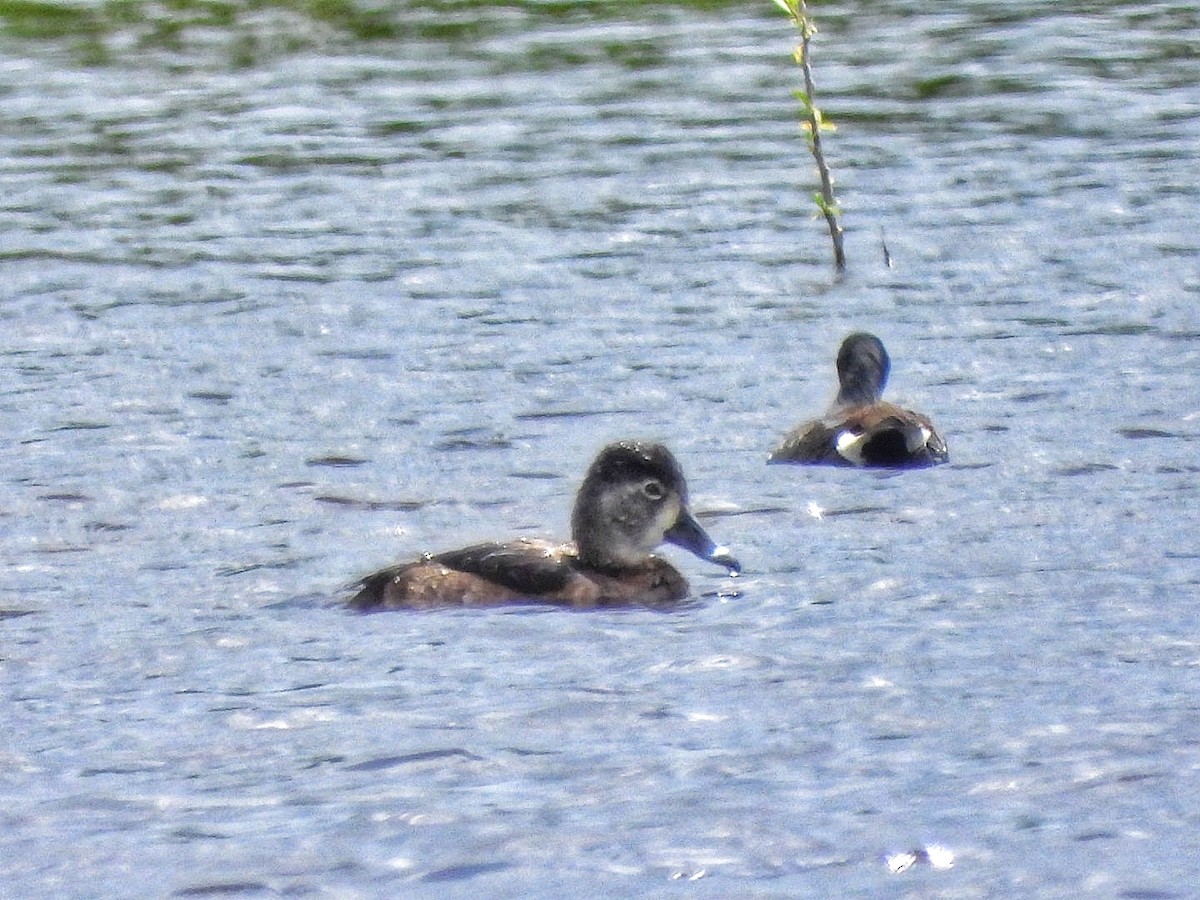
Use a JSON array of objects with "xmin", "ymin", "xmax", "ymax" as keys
[{"xmin": 2, "ymin": 1, "xmax": 1199, "ymax": 896}]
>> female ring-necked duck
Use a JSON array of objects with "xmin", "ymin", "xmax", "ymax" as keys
[
  {"xmin": 348, "ymin": 440, "xmax": 740, "ymax": 610},
  {"xmin": 769, "ymin": 332, "xmax": 949, "ymax": 469}
]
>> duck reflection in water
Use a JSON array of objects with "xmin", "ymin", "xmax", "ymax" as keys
[
  {"xmin": 769, "ymin": 332, "xmax": 949, "ymax": 469},
  {"xmin": 349, "ymin": 440, "xmax": 739, "ymax": 610}
]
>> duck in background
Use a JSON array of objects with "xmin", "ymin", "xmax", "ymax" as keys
[
  {"xmin": 349, "ymin": 440, "xmax": 739, "ymax": 610},
  {"xmin": 769, "ymin": 332, "xmax": 948, "ymax": 469}
]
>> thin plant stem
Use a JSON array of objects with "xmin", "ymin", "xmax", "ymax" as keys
[{"xmin": 772, "ymin": 0, "xmax": 845, "ymax": 274}]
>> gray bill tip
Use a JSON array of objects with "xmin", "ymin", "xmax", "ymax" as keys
[
  {"xmin": 665, "ymin": 511, "xmax": 740, "ymax": 575},
  {"xmin": 708, "ymin": 544, "xmax": 741, "ymax": 576}
]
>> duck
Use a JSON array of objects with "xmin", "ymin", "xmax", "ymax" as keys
[
  {"xmin": 768, "ymin": 332, "xmax": 948, "ymax": 468},
  {"xmin": 348, "ymin": 440, "xmax": 740, "ymax": 610}
]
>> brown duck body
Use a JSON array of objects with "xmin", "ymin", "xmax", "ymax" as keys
[
  {"xmin": 348, "ymin": 441, "xmax": 738, "ymax": 611},
  {"xmin": 348, "ymin": 538, "xmax": 690, "ymax": 610},
  {"xmin": 769, "ymin": 332, "xmax": 948, "ymax": 469},
  {"xmin": 770, "ymin": 400, "xmax": 948, "ymax": 468}
]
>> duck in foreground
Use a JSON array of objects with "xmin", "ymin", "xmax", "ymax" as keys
[
  {"xmin": 348, "ymin": 440, "xmax": 740, "ymax": 610},
  {"xmin": 769, "ymin": 332, "xmax": 949, "ymax": 469}
]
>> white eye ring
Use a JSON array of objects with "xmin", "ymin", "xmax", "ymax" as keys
[{"xmin": 641, "ymin": 479, "xmax": 665, "ymax": 500}]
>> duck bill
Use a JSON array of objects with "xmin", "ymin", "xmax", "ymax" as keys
[{"xmin": 664, "ymin": 510, "xmax": 741, "ymax": 575}]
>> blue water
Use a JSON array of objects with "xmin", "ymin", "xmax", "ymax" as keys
[{"xmin": 2, "ymin": 2, "xmax": 1199, "ymax": 896}]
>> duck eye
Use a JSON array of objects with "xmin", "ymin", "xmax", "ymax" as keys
[{"xmin": 641, "ymin": 479, "xmax": 665, "ymax": 500}]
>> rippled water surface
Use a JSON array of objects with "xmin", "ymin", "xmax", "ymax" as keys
[{"xmin": 2, "ymin": 1, "xmax": 1199, "ymax": 896}]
